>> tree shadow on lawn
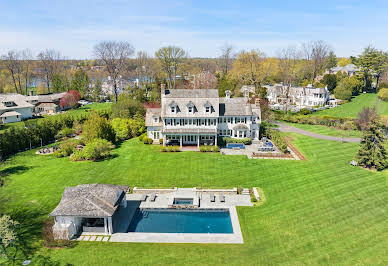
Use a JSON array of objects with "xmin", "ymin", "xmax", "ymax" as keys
[{"xmin": 0, "ymin": 165, "xmax": 33, "ymax": 187}]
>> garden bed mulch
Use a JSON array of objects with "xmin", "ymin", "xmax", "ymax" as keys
[{"xmin": 284, "ymin": 136, "xmax": 306, "ymax": 161}]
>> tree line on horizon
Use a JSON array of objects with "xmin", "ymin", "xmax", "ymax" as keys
[{"xmin": 0, "ymin": 40, "xmax": 387, "ymax": 103}]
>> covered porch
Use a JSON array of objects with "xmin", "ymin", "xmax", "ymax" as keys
[{"xmin": 162, "ymin": 128, "xmax": 218, "ymax": 148}]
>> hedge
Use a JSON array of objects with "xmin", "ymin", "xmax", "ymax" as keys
[{"xmin": 267, "ymin": 129, "xmax": 288, "ymax": 153}]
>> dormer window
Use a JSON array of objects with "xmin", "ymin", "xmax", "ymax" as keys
[
  {"xmin": 171, "ymin": 106, "xmax": 175, "ymax": 113},
  {"xmin": 153, "ymin": 116, "xmax": 159, "ymax": 123},
  {"xmin": 204, "ymin": 101, "xmax": 212, "ymax": 113},
  {"xmin": 188, "ymin": 106, "xmax": 193, "ymax": 113},
  {"xmin": 205, "ymin": 106, "xmax": 210, "ymax": 113}
]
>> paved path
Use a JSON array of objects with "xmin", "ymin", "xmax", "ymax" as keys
[{"xmin": 274, "ymin": 122, "xmax": 361, "ymax": 143}]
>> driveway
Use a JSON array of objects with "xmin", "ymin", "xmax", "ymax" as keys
[{"xmin": 274, "ymin": 121, "xmax": 361, "ymax": 143}]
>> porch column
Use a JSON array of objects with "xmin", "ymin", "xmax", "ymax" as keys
[
  {"xmin": 104, "ymin": 218, "xmax": 108, "ymax": 234},
  {"xmin": 180, "ymin": 135, "xmax": 182, "ymax": 148},
  {"xmin": 107, "ymin": 217, "xmax": 113, "ymax": 235},
  {"xmin": 215, "ymin": 135, "xmax": 217, "ymax": 146},
  {"xmin": 163, "ymin": 134, "xmax": 166, "ymax": 147},
  {"xmin": 197, "ymin": 135, "xmax": 200, "ymax": 148}
]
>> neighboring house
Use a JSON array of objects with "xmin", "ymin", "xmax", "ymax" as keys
[
  {"xmin": 50, "ymin": 184, "xmax": 129, "ymax": 240},
  {"xmin": 264, "ymin": 84, "xmax": 330, "ymax": 110},
  {"xmin": 101, "ymin": 76, "xmax": 131, "ymax": 96},
  {"xmin": 326, "ymin": 64, "xmax": 359, "ymax": 76},
  {"xmin": 0, "ymin": 93, "xmax": 34, "ymax": 123},
  {"xmin": 26, "ymin": 92, "xmax": 66, "ymax": 115},
  {"xmin": 145, "ymin": 86, "xmax": 261, "ymax": 147}
]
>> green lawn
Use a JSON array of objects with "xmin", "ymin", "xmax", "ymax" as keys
[
  {"xmin": 312, "ymin": 93, "xmax": 388, "ymax": 118},
  {"xmin": 0, "ymin": 136, "xmax": 387, "ymax": 265},
  {"xmin": 284, "ymin": 122, "xmax": 362, "ymax": 138}
]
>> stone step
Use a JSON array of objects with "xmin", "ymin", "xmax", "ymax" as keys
[{"xmin": 242, "ymin": 188, "xmax": 250, "ymax": 195}]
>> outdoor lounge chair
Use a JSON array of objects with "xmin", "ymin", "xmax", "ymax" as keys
[
  {"xmin": 150, "ymin": 192, "xmax": 156, "ymax": 202},
  {"xmin": 219, "ymin": 193, "xmax": 225, "ymax": 202},
  {"xmin": 140, "ymin": 193, "xmax": 147, "ymax": 201},
  {"xmin": 210, "ymin": 193, "xmax": 215, "ymax": 202}
]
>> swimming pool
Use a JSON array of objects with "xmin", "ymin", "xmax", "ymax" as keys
[
  {"xmin": 226, "ymin": 143, "xmax": 245, "ymax": 149},
  {"xmin": 127, "ymin": 209, "xmax": 233, "ymax": 234},
  {"xmin": 173, "ymin": 198, "xmax": 193, "ymax": 205}
]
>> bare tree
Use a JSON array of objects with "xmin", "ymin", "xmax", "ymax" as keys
[
  {"xmin": 135, "ymin": 51, "xmax": 153, "ymax": 83},
  {"xmin": 93, "ymin": 41, "xmax": 135, "ymax": 102},
  {"xmin": 218, "ymin": 43, "xmax": 235, "ymax": 76},
  {"xmin": 21, "ymin": 49, "xmax": 33, "ymax": 95},
  {"xmin": 278, "ymin": 46, "xmax": 301, "ymax": 112},
  {"xmin": 1, "ymin": 51, "xmax": 23, "ymax": 94},
  {"xmin": 155, "ymin": 46, "xmax": 187, "ymax": 90},
  {"xmin": 302, "ymin": 40, "xmax": 331, "ymax": 84},
  {"xmin": 37, "ymin": 49, "xmax": 63, "ymax": 93}
]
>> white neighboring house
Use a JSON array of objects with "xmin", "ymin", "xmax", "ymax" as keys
[
  {"xmin": 145, "ymin": 87, "xmax": 261, "ymax": 147},
  {"xmin": 0, "ymin": 94, "xmax": 34, "ymax": 124},
  {"xmin": 264, "ymin": 84, "xmax": 330, "ymax": 110},
  {"xmin": 102, "ymin": 76, "xmax": 130, "ymax": 96}
]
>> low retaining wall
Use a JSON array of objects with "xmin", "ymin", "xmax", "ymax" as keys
[{"xmin": 196, "ymin": 188, "xmax": 238, "ymax": 195}]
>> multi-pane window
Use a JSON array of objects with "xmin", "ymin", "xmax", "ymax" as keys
[
  {"xmin": 205, "ymin": 106, "xmax": 210, "ymax": 113},
  {"xmin": 171, "ymin": 106, "xmax": 175, "ymax": 113},
  {"xmin": 188, "ymin": 106, "xmax": 193, "ymax": 113}
]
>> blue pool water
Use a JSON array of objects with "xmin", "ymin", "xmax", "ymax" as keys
[
  {"xmin": 127, "ymin": 209, "xmax": 233, "ymax": 233},
  {"xmin": 173, "ymin": 198, "xmax": 193, "ymax": 205},
  {"xmin": 226, "ymin": 143, "xmax": 245, "ymax": 149}
]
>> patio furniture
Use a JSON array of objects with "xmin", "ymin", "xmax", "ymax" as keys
[
  {"xmin": 219, "ymin": 193, "xmax": 225, "ymax": 203},
  {"xmin": 210, "ymin": 193, "xmax": 215, "ymax": 202},
  {"xmin": 150, "ymin": 192, "xmax": 156, "ymax": 202},
  {"xmin": 140, "ymin": 193, "xmax": 147, "ymax": 201}
]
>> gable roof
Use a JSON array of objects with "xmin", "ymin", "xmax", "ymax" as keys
[
  {"xmin": 0, "ymin": 111, "xmax": 22, "ymax": 117},
  {"xmin": 145, "ymin": 108, "xmax": 162, "ymax": 126},
  {"xmin": 219, "ymin": 97, "xmax": 252, "ymax": 116},
  {"xmin": 0, "ymin": 94, "xmax": 34, "ymax": 111},
  {"xmin": 50, "ymin": 184, "xmax": 129, "ymax": 217}
]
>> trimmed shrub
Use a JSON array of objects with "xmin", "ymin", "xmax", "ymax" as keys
[
  {"xmin": 71, "ymin": 138, "xmax": 112, "ymax": 161},
  {"xmin": 222, "ymin": 137, "xmax": 251, "ymax": 145},
  {"xmin": 377, "ymin": 88, "xmax": 388, "ymax": 101},
  {"xmin": 212, "ymin": 146, "xmax": 220, "ymax": 152},
  {"xmin": 299, "ymin": 108, "xmax": 312, "ymax": 115},
  {"xmin": 159, "ymin": 138, "xmax": 163, "ymax": 145},
  {"xmin": 267, "ymin": 129, "xmax": 288, "ymax": 153},
  {"xmin": 167, "ymin": 146, "xmax": 174, "ymax": 152},
  {"xmin": 172, "ymin": 146, "xmax": 180, "ymax": 152},
  {"xmin": 160, "ymin": 147, "xmax": 167, "ymax": 152},
  {"xmin": 139, "ymin": 133, "xmax": 147, "ymax": 142},
  {"xmin": 143, "ymin": 137, "xmax": 153, "ymax": 144}
]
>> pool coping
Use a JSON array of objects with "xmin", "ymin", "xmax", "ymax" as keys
[{"xmin": 109, "ymin": 206, "xmax": 244, "ymax": 244}]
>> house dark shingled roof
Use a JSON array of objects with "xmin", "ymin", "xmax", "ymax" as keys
[{"xmin": 50, "ymin": 184, "xmax": 129, "ymax": 217}]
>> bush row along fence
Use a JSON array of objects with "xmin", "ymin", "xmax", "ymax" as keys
[{"xmin": 0, "ymin": 110, "xmax": 109, "ymax": 159}]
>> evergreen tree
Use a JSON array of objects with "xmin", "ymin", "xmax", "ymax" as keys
[
  {"xmin": 356, "ymin": 119, "xmax": 387, "ymax": 170},
  {"xmin": 326, "ymin": 51, "xmax": 337, "ymax": 70},
  {"xmin": 71, "ymin": 69, "xmax": 90, "ymax": 97}
]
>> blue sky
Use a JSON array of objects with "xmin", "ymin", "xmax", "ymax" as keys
[{"xmin": 1, "ymin": 0, "xmax": 387, "ymax": 59}]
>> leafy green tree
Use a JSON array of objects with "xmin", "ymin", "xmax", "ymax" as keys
[
  {"xmin": 0, "ymin": 215, "xmax": 19, "ymax": 261},
  {"xmin": 356, "ymin": 119, "xmax": 387, "ymax": 170},
  {"xmin": 321, "ymin": 74, "xmax": 337, "ymax": 93},
  {"xmin": 92, "ymin": 80, "xmax": 103, "ymax": 102},
  {"xmin": 334, "ymin": 76, "xmax": 362, "ymax": 100},
  {"xmin": 111, "ymin": 94, "xmax": 145, "ymax": 119},
  {"xmin": 82, "ymin": 112, "xmax": 115, "ymax": 143},
  {"xmin": 355, "ymin": 46, "xmax": 388, "ymax": 90},
  {"xmin": 71, "ymin": 68, "xmax": 90, "ymax": 97},
  {"xmin": 217, "ymin": 74, "xmax": 237, "ymax": 97},
  {"xmin": 326, "ymin": 51, "xmax": 337, "ymax": 70},
  {"xmin": 51, "ymin": 74, "xmax": 69, "ymax": 92}
]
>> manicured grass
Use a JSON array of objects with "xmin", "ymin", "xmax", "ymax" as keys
[
  {"xmin": 284, "ymin": 122, "xmax": 362, "ymax": 138},
  {"xmin": 0, "ymin": 136, "xmax": 387, "ymax": 265},
  {"xmin": 312, "ymin": 93, "xmax": 388, "ymax": 118}
]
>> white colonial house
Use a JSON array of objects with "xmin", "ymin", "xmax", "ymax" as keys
[
  {"xmin": 0, "ymin": 93, "xmax": 34, "ymax": 123},
  {"xmin": 146, "ymin": 87, "xmax": 261, "ymax": 147},
  {"xmin": 264, "ymin": 84, "xmax": 330, "ymax": 110}
]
